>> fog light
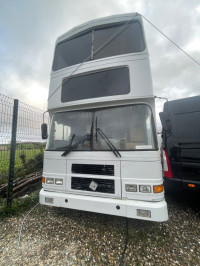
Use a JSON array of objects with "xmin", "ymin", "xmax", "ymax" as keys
[
  {"xmin": 55, "ymin": 178, "xmax": 63, "ymax": 185},
  {"xmin": 137, "ymin": 209, "xmax": 151, "ymax": 218},
  {"xmin": 46, "ymin": 178, "xmax": 54, "ymax": 184},
  {"xmin": 139, "ymin": 185, "xmax": 151, "ymax": 193},
  {"xmin": 45, "ymin": 197, "xmax": 54, "ymax": 204},
  {"xmin": 125, "ymin": 184, "xmax": 137, "ymax": 192}
]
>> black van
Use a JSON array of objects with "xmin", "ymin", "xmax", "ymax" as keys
[{"xmin": 159, "ymin": 96, "xmax": 200, "ymax": 191}]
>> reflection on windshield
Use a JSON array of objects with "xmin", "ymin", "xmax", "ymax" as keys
[{"xmin": 47, "ymin": 105, "xmax": 156, "ymax": 151}]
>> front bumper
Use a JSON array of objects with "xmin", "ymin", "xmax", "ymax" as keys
[{"xmin": 40, "ymin": 189, "xmax": 168, "ymax": 222}]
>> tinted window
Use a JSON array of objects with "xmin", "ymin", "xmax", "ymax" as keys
[
  {"xmin": 61, "ymin": 67, "xmax": 130, "ymax": 102},
  {"xmin": 53, "ymin": 32, "xmax": 92, "ymax": 71},
  {"xmin": 52, "ymin": 21, "xmax": 145, "ymax": 71},
  {"xmin": 94, "ymin": 22, "xmax": 145, "ymax": 59},
  {"xmin": 175, "ymin": 112, "xmax": 200, "ymax": 140}
]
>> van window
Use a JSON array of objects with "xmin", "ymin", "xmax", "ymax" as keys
[{"xmin": 175, "ymin": 112, "xmax": 200, "ymax": 140}]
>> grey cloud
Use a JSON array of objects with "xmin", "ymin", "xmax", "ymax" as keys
[{"xmin": 0, "ymin": 0, "xmax": 200, "ymax": 112}]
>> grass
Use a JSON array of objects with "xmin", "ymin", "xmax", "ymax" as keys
[
  {"xmin": 0, "ymin": 190, "xmax": 40, "ymax": 219},
  {"xmin": 0, "ymin": 149, "xmax": 42, "ymax": 171},
  {"xmin": 0, "ymin": 142, "xmax": 46, "ymax": 184}
]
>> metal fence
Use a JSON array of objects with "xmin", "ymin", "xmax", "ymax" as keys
[{"xmin": 0, "ymin": 93, "xmax": 48, "ymax": 204}]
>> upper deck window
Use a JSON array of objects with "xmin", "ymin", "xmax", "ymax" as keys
[
  {"xmin": 53, "ymin": 21, "xmax": 145, "ymax": 71},
  {"xmin": 61, "ymin": 67, "xmax": 130, "ymax": 102},
  {"xmin": 53, "ymin": 32, "xmax": 92, "ymax": 71},
  {"xmin": 94, "ymin": 22, "xmax": 145, "ymax": 59}
]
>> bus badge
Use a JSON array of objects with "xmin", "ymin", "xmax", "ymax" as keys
[{"xmin": 89, "ymin": 181, "xmax": 98, "ymax": 191}]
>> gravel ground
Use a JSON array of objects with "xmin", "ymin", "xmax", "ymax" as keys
[{"xmin": 0, "ymin": 192, "xmax": 200, "ymax": 265}]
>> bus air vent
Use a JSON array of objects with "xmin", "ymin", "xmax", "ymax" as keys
[
  {"xmin": 71, "ymin": 177, "xmax": 115, "ymax": 194},
  {"xmin": 72, "ymin": 164, "xmax": 114, "ymax": 176}
]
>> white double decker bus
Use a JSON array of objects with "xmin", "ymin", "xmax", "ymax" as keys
[{"xmin": 40, "ymin": 13, "xmax": 168, "ymax": 222}]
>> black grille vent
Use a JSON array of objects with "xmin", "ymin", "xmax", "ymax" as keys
[
  {"xmin": 71, "ymin": 177, "xmax": 115, "ymax": 194},
  {"xmin": 72, "ymin": 164, "xmax": 114, "ymax": 176}
]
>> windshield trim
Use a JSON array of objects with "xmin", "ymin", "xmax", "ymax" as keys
[{"xmin": 46, "ymin": 103, "xmax": 158, "ymax": 152}]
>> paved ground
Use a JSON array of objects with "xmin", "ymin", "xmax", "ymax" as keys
[{"xmin": 0, "ymin": 192, "xmax": 200, "ymax": 265}]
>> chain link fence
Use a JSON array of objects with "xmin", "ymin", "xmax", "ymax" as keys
[{"xmin": 0, "ymin": 93, "xmax": 48, "ymax": 203}]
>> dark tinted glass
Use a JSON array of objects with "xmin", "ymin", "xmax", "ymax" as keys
[
  {"xmin": 53, "ymin": 32, "xmax": 92, "ymax": 71},
  {"xmin": 53, "ymin": 21, "xmax": 145, "ymax": 71},
  {"xmin": 61, "ymin": 67, "xmax": 130, "ymax": 102},
  {"xmin": 175, "ymin": 112, "xmax": 200, "ymax": 140},
  {"xmin": 94, "ymin": 21, "xmax": 145, "ymax": 59}
]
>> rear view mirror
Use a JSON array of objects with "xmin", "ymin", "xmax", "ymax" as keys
[
  {"xmin": 159, "ymin": 112, "xmax": 171, "ymax": 134},
  {"xmin": 41, "ymin": 123, "xmax": 48, "ymax": 139}
]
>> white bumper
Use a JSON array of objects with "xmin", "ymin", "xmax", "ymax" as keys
[{"xmin": 39, "ymin": 189, "xmax": 168, "ymax": 222}]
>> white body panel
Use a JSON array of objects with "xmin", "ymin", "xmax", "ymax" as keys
[{"xmin": 48, "ymin": 55, "xmax": 153, "ymax": 110}]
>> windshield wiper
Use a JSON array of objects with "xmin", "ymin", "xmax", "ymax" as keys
[
  {"xmin": 61, "ymin": 133, "xmax": 90, "ymax": 157},
  {"xmin": 69, "ymin": 133, "xmax": 75, "ymax": 146},
  {"xmin": 97, "ymin": 128, "xmax": 121, "ymax": 158}
]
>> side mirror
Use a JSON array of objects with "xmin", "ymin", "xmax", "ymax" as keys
[
  {"xmin": 159, "ymin": 112, "xmax": 171, "ymax": 134},
  {"xmin": 41, "ymin": 123, "xmax": 48, "ymax": 139}
]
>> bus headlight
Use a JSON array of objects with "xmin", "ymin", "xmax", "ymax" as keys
[
  {"xmin": 46, "ymin": 178, "xmax": 54, "ymax": 184},
  {"xmin": 139, "ymin": 185, "xmax": 151, "ymax": 193},
  {"xmin": 125, "ymin": 184, "xmax": 137, "ymax": 192},
  {"xmin": 55, "ymin": 178, "xmax": 63, "ymax": 185}
]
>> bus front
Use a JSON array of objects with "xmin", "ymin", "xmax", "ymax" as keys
[{"xmin": 40, "ymin": 13, "xmax": 168, "ymax": 222}]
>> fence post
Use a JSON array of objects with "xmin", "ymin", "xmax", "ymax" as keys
[{"xmin": 7, "ymin": 99, "xmax": 19, "ymax": 206}]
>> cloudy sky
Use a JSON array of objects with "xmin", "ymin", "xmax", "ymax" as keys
[{"xmin": 0, "ymin": 0, "xmax": 200, "ymax": 121}]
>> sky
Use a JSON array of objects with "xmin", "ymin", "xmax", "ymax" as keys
[{"xmin": 0, "ymin": 0, "xmax": 200, "ymax": 124}]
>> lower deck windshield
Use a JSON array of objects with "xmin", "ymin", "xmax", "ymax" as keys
[{"xmin": 47, "ymin": 104, "xmax": 157, "ymax": 151}]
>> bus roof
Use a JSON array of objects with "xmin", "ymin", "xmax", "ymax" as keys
[{"xmin": 57, "ymin": 12, "xmax": 141, "ymax": 44}]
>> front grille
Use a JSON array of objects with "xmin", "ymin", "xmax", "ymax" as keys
[
  {"xmin": 71, "ymin": 177, "xmax": 115, "ymax": 194},
  {"xmin": 72, "ymin": 164, "xmax": 114, "ymax": 176}
]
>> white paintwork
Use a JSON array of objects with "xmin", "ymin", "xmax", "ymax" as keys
[
  {"xmin": 48, "ymin": 55, "xmax": 153, "ymax": 110},
  {"xmin": 40, "ymin": 13, "xmax": 168, "ymax": 222},
  {"xmin": 40, "ymin": 189, "xmax": 168, "ymax": 222},
  {"xmin": 42, "ymin": 150, "xmax": 164, "ymax": 199}
]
